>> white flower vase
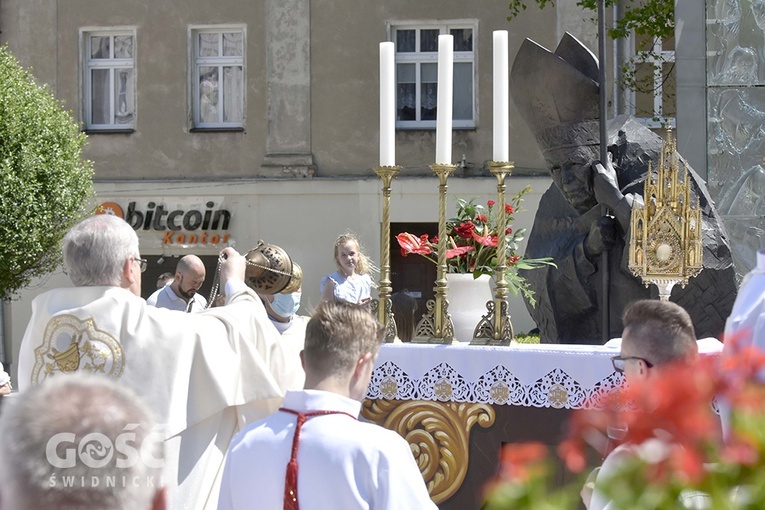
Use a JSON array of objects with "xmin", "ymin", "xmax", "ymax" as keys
[{"xmin": 445, "ymin": 273, "xmax": 493, "ymax": 343}]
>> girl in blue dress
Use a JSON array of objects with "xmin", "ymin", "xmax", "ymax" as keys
[{"xmin": 320, "ymin": 233, "xmax": 373, "ymax": 306}]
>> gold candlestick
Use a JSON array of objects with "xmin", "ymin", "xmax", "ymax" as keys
[
  {"xmin": 373, "ymin": 165, "xmax": 401, "ymax": 342},
  {"xmin": 628, "ymin": 131, "xmax": 703, "ymax": 300},
  {"xmin": 472, "ymin": 161, "xmax": 515, "ymax": 345},
  {"xmin": 413, "ymin": 163, "xmax": 457, "ymax": 344}
]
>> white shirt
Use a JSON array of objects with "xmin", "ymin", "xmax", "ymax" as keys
[
  {"xmin": 0, "ymin": 362, "xmax": 9, "ymax": 387},
  {"xmin": 270, "ymin": 315, "xmax": 308, "ymax": 391},
  {"xmin": 589, "ymin": 443, "xmax": 637, "ymax": 510},
  {"xmin": 147, "ymin": 284, "xmax": 208, "ymax": 312},
  {"xmin": 18, "ymin": 280, "xmax": 290, "ymax": 510},
  {"xmin": 218, "ymin": 389, "xmax": 438, "ymax": 510}
]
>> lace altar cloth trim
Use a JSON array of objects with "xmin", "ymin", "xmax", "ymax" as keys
[
  {"xmin": 367, "ymin": 360, "xmax": 625, "ymax": 409},
  {"xmin": 365, "ymin": 341, "xmax": 723, "ymax": 410}
]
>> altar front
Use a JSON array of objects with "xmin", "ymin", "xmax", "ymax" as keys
[{"xmin": 362, "ymin": 340, "xmax": 723, "ymax": 509}]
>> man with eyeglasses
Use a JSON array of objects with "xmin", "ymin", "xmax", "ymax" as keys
[
  {"xmin": 586, "ymin": 299, "xmax": 699, "ymax": 510},
  {"xmin": 610, "ymin": 299, "xmax": 698, "ymax": 382},
  {"xmin": 16, "ymin": 213, "xmax": 291, "ymax": 510}
]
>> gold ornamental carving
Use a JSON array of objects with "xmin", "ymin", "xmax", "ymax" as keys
[
  {"xmin": 32, "ymin": 314, "xmax": 125, "ymax": 385},
  {"xmin": 548, "ymin": 383, "xmax": 568, "ymax": 409},
  {"xmin": 628, "ymin": 131, "xmax": 703, "ymax": 300},
  {"xmin": 361, "ymin": 399, "xmax": 496, "ymax": 504}
]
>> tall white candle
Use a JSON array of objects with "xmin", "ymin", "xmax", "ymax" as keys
[
  {"xmin": 379, "ymin": 42, "xmax": 395, "ymax": 167},
  {"xmin": 435, "ymin": 34, "xmax": 453, "ymax": 165},
  {"xmin": 493, "ymin": 30, "xmax": 509, "ymax": 162}
]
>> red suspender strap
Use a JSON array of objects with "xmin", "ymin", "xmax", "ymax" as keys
[{"xmin": 279, "ymin": 407, "xmax": 356, "ymax": 510}]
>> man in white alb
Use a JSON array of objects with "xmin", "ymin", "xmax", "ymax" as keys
[
  {"xmin": 17, "ymin": 213, "xmax": 291, "ymax": 510},
  {"xmin": 147, "ymin": 254, "xmax": 208, "ymax": 312},
  {"xmin": 218, "ymin": 300, "xmax": 437, "ymax": 510}
]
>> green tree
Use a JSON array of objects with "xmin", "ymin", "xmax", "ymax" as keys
[{"xmin": 0, "ymin": 45, "xmax": 94, "ymax": 299}]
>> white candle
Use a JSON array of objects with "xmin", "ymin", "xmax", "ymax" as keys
[
  {"xmin": 435, "ymin": 34, "xmax": 453, "ymax": 165},
  {"xmin": 493, "ymin": 30, "xmax": 509, "ymax": 162},
  {"xmin": 379, "ymin": 42, "xmax": 395, "ymax": 167}
]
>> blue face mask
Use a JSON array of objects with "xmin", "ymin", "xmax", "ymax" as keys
[{"xmin": 270, "ymin": 292, "xmax": 301, "ymax": 318}]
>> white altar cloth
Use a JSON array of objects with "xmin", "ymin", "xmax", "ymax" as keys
[{"xmin": 366, "ymin": 340, "xmax": 723, "ymax": 410}]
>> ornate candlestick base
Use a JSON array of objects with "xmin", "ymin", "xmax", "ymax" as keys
[
  {"xmin": 413, "ymin": 163, "xmax": 458, "ymax": 344},
  {"xmin": 472, "ymin": 161, "xmax": 515, "ymax": 346},
  {"xmin": 412, "ymin": 298, "xmax": 455, "ymax": 344},
  {"xmin": 471, "ymin": 299, "xmax": 515, "ymax": 345}
]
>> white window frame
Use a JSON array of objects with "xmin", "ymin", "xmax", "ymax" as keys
[
  {"xmin": 389, "ymin": 21, "xmax": 477, "ymax": 130},
  {"xmin": 81, "ymin": 28, "xmax": 136, "ymax": 131},
  {"xmin": 633, "ymin": 37, "xmax": 676, "ymax": 129},
  {"xmin": 190, "ymin": 25, "xmax": 246, "ymax": 130}
]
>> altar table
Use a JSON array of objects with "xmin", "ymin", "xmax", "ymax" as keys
[{"xmin": 362, "ymin": 340, "xmax": 723, "ymax": 509}]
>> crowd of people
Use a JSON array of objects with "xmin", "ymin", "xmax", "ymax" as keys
[
  {"xmin": 0, "ymin": 212, "xmax": 762, "ymax": 509},
  {"xmin": 0, "ymin": 218, "xmax": 431, "ymax": 510}
]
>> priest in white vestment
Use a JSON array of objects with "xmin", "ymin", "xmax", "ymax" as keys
[
  {"xmin": 17, "ymin": 214, "xmax": 292, "ymax": 510},
  {"xmin": 218, "ymin": 300, "xmax": 437, "ymax": 510}
]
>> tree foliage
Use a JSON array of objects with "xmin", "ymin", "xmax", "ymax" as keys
[
  {"xmin": 507, "ymin": 0, "xmax": 674, "ymax": 42},
  {"xmin": 0, "ymin": 45, "xmax": 94, "ymax": 299}
]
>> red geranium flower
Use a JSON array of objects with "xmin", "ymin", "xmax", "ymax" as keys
[{"xmin": 498, "ymin": 442, "xmax": 549, "ymax": 482}]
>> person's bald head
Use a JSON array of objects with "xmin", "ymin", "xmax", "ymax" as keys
[{"xmin": 171, "ymin": 255, "xmax": 206, "ymax": 302}]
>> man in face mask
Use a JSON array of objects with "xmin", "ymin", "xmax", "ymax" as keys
[{"xmin": 259, "ymin": 286, "xmax": 307, "ymax": 390}]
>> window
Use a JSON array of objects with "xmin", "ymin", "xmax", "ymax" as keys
[
  {"xmin": 391, "ymin": 22, "xmax": 476, "ymax": 129},
  {"xmin": 191, "ymin": 27, "xmax": 245, "ymax": 129},
  {"xmin": 631, "ymin": 33, "xmax": 676, "ymax": 128},
  {"xmin": 82, "ymin": 29, "xmax": 136, "ymax": 130}
]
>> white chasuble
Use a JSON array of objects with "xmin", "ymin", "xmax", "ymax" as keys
[{"xmin": 18, "ymin": 283, "xmax": 290, "ymax": 510}]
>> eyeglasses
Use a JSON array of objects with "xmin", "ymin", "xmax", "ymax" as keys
[
  {"xmin": 611, "ymin": 355, "xmax": 653, "ymax": 373},
  {"xmin": 133, "ymin": 257, "xmax": 148, "ymax": 273}
]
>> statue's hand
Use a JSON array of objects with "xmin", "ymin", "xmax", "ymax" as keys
[
  {"xmin": 592, "ymin": 160, "xmax": 623, "ymax": 210},
  {"xmin": 584, "ymin": 215, "xmax": 617, "ymax": 260}
]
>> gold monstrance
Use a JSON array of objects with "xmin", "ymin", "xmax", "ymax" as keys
[{"xmin": 628, "ymin": 132, "xmax": 703, "ymax": 300}]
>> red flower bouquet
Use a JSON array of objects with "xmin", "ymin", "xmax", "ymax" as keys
[{"xmin": 396, "ymin": 186, "xmax": 553, "ymax": 305}]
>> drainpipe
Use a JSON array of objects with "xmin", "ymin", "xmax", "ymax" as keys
[{"xmin": 614, "ymin": 0, "xmax": 629, "ymax": 115}]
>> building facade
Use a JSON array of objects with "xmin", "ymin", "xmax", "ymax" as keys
[{"xmin": 4, "ymin": 0, "xmax": 689, "ymax": 383}]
